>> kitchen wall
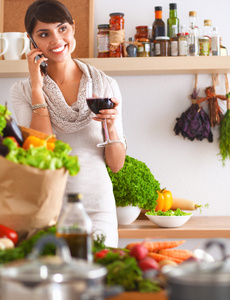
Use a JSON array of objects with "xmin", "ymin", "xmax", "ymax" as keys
[{"xmin": 0, "ymin": 0, "xmax": 230, "ymax": 217}]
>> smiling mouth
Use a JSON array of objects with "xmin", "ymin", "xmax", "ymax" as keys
[{"xmin": 51, "ymin": 45, "xmax": 66, "ymax": 53}]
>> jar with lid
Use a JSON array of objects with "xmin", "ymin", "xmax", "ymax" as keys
[
  {"xmin": 199, "ymin": 37, "xmax": 210, "ymax": 56},
  {"xmin": 56, "ymin": 193, "xmax": 93, "ymax": 262},
  {"xmin": 135, "ymin": 26, "xmax": 148, "ymax": 40},
  {"xmin": 170, "ymin": 24, "xmax": 178, "ymax": 56},
  {"xmin": 137, "ymin": 38, "xmax": 150, "ymax": 57},
  {"xmin": 109, "ymin": 12, "xmax": 125, "ymax": 57},
  {"xmin": 154, "ymin": 36, "xmax": 170, "ymax": 56},
  {"xmin": 97, "ymin": 24, "xmax": 110, "ymax": 58}
]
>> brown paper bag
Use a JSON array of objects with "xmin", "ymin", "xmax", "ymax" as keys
[{"xmin": 0, "ymin": 155, "xmax": 68, "ymax": 241}]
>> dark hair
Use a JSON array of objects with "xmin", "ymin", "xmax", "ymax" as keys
[{"xmin": 25, "ymin": 0, "xmax": 74, "ymax": 36}]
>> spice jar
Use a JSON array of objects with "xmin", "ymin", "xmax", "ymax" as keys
[
  {"xmin": 154, "ymin": 36, "xmax": 170, "ymax": 56},
  {"xmin": 199, "ymin": 37, "xmax": 210, "ymax": 56},
  {"xmin": 109, "ymin": 12, "xmax": 125, "ymax": 57},
  {"xmin": 134, "ymin": 26, "xmax": 148, "ymax": 40},
  {"xmin": 97, "ymin": 24, "xmax": 110, "ymax": 58},
  {"xmin": 137, "ymin": 38, "xmax": 150, "ymax": 57}
]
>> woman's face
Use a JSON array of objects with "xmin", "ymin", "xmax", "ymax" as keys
[{"xmin": 31, "ymin": 20, "xmax": 75, "ymax": 63}]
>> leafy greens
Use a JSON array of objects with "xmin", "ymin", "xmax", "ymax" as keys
[
  {"xmin": 107, "ymin": 155, "xmax": 160, "ymax": 210},
  {"xmin": 147, "ymin": 208, "xmax": 192, "ymax": 216},
  {"xmin": 3, "ymin": 137, "xmax": 80, "ymax": 176}
]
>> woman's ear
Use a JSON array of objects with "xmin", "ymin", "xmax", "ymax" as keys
[{"xmin": 72, "ymin": 20, "xmax": 75, "ymax": 34}]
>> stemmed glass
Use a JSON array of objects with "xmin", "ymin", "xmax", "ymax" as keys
[{"xmin": 86, "ymin": 80, "xmax": 123, "ymax": 147}]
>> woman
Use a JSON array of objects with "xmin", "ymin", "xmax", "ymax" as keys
[{"xmin": 10, "ymin": 0, "xmax": 126, "ymax": 247}]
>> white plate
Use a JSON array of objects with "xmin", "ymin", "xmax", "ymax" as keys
[{"xmin": 145, "ymin": 213, "xmax": 192, "ymax": 228}]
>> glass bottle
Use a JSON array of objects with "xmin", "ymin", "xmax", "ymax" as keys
[
  {"xmin": 56, "ymin": 193, "xmax": 93, "ymax": 262},
  {"xmin": 220, "ymin": 38, "xmax": 228, "ymax": 56},
  {"xmin": 97, "ymin": 24, "xmax": 110, "ymax": 58},
  {"xmin": 147, "ymin": 25, "xmax": 154, "ymax": 56},
  {"xmin": 211, "ymin": 27, "xmax": 220, "ymax": 56},
  {"xmin": 152, "ymin": 6, "xmax": 165, "ymax": 43},
  {"xmin": 167, "ymin": 3, "xmax": 179, "ymax": 38},
  {"xmin": 109, "ymin": 12, "xmax": 125, "ymax": 57},
  {"xmin": 203, "ymin": 19, "xmax": 212, "ymax": 53},
  {"xmin": 170, "ymin": 25, "xmax": 178, "ymax": 56},
  {"xmin": 178, "ymin": 25, "xmax": 188, "ymax": 56},
  {"xmin": 188, "ymin": 11, "xmax": 199, "ymax": 56}
]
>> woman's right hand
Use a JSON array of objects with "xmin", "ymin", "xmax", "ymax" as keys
[{"xmin": 27, "ymin": 48, "xmax": 48, "ymax": 90}]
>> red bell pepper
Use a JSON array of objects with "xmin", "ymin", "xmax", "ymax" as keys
[{"xmin": 0, "ymin": 224, "xmax": 18, "ymax": 245}]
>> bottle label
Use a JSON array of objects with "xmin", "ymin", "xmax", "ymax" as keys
[
  {"xmin": 97, "ymin": 34, "xmax": 109, "ymax": 53},
  {"xmin": 171, "ymin": 41, "xmax": 178, "ymax": 56},
  {"xmin": 155, "ymin": 43, "xmax": 160, "ymax": 55},
  {"xmin": 179, "ymin": 40, "xmax": 188, "ymax": 56}
]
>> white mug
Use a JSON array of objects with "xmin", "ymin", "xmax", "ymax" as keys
[
  {"xmin": 2, "ymin": 32, "xmax": 28, "ymax": 60},
  {"xmin": 23, "ymin": 32, "xmax": 31, "ymax": 56},
  {"xmin": 0, "ymin": 33, "xmax": 8, "ymax": 56}
]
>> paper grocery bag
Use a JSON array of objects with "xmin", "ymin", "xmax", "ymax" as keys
[{"xmin": 0, "ymin": 156, "xmax": 68, "ymax": 240}]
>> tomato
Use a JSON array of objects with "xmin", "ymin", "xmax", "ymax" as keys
[
  {"xmin": 155, "ymin": 189, "xmax": 173, "ymax": 212},
  {"xmin": 0, "ymin": 224, "xmax": 18, "ymax": 245},
  {"xmin": 95, "ymin": 249, "xmax": 110, "ymax": 259},
  {"xmin": 7, "ymin": 136, "xmax": 19, "ymax": 147}
]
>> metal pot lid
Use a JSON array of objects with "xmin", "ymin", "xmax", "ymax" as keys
[
  {"xmin": 165, "ymin": 239, "xmax": 230, "ymax": 285},
  {"xmin": 166, "ymin": 260, "xmax": 230, "ymax": 285},
  {"xmin": 0, "ymin": 235, "xmax": 107, "ymax": 284}
]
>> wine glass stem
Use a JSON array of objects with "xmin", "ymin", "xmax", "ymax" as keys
[{"xmin": 103, "ymin": 119, "xmax": 110, "ymax": 142}]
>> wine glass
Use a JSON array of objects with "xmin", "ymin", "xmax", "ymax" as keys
[{"xmin": 86, "ymin": 80, "xmax": 123, "ymax": 147}]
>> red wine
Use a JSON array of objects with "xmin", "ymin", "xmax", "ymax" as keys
[{"xmin": 86, "ymin": 98, "xmax": 114, "ymax": 114}]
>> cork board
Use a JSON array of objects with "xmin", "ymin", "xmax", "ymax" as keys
[{"xmin": 0, "ymin": 0, "xmax": 94, "ymax": 58}]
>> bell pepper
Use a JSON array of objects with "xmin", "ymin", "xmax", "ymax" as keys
[
  {"xmin": 155, "ymin": 189, "xmax": 173, "ymax": 212},
  {"xmin": 0, "ymin": 224, "xmax": 18, "ymax": 245},
  {"xmin": 22, "ymin": 135, "xmax": 55, "ymax": 151}
]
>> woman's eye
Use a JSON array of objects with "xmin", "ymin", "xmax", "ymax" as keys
[
  {"xmin": 60, "ymin": 26, "xmax": 67, "ymax": 32},
  {"xmin": 40, "ymin": 32, "xmax": 48, "ymax": 38}
]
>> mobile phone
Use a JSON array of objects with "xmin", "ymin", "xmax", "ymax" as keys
[{"xmin": 29, "ymin": 35, "xmax": 48, "ymax": 76}]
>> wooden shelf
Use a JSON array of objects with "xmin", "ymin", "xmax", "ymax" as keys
[
  {"xmin": 118, "ymin": 216, "xmax": 230, "ymax": 239},
  {"xmin": 0, "ymin": 56, "xmax": 230, "ymax": 77}
]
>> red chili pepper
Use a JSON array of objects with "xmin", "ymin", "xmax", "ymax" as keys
[
  {"xmin": 95, "ymin": 249, "xmax": 110, "ymax": 259},
  {"xmin": 0, "ymin": 224, "xmax": 18, "ymax": 245}
]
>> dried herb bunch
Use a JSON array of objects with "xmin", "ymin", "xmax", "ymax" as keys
[
  {"xmin": 219, "ymin": 93, "xmax": 230, "ymax": 165},
  {"xmin": 174, "ymin": 88, "xmax": 213, "ymax": 142}
]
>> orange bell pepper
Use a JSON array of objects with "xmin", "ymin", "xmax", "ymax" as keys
[
  {"xmin": 155, "ymin": 189, "xmax": 173, "ymax": 212},
  {"xmin": 22, "ymin": 135, "xmax": 55, "ymax": 151}
]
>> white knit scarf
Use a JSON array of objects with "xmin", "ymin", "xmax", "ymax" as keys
[{"xmin": 42, "ymin": 59, "xmax": 111, "ymax": 133}]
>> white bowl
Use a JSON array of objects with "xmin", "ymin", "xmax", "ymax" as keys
[{"xmin": 145, "ymin": 213, "xmax": 192, "ymax": 228}]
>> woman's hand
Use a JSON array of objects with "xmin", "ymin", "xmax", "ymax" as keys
[
  {"xmin": 27, "ymin": 48, "xmax": 48, "ymax": 90},
  {"xmin": 93, "ymin": 97, "xmax": 119, "ymax": 132}
]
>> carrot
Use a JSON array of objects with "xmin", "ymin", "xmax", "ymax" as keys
[
  {"xmin": 126, "ymin": 240, "xmax": 185, "ymax": 252},
  {"xmin": 158, "ymin": 249, "xmax": 193, "ymax": 260},
  {"xmin": 148, "ymin": 252, "xmax": 183, "ymax": 264},
  {"xmin": 171, "ymin": 197, "xmax": 202, "ymax": 210}
]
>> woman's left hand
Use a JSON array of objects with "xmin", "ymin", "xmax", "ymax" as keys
[{"xmin": 93, "ymin": 97, "xmax": 119, "ymax": 129}]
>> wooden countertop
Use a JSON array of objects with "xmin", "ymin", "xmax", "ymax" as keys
[
  {"xmin": 109, "ymin": 291, "xmax": 168, "ymax": 300},
  {"xmin": 118, "ymin": 216, "xmax": 230, "ymax": 239}
]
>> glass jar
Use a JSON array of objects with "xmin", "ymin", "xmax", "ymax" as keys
[
  {"xmin": 109, "ymin": 12, "xmax": 125, "ymax": 57},
  {"xmin": 154, "ymin": 36, "xmax": 170, "ymax": 56},
  {"xmin": 135, "ymin": 26, "xmax": 148, "ymax": 40},
  {"xmin": 137, "ymin": 38, "xmax": 150, "ymax": 57},
  {"xmin": 199, "ymin": 37, "xmax": 209, "ymax": 56},
  {"xmin": 97, "ymin": 24, "xmax": 110, "ymax": 58}
]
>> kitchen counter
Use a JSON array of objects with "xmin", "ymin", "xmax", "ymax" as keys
[
  {"xmin": 118, "ymin": 216, "xmax": 230, "ymax": 239},
  {"xmin": 109, "ymin": 291, "xmax": 168, "ymax": 300}
]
